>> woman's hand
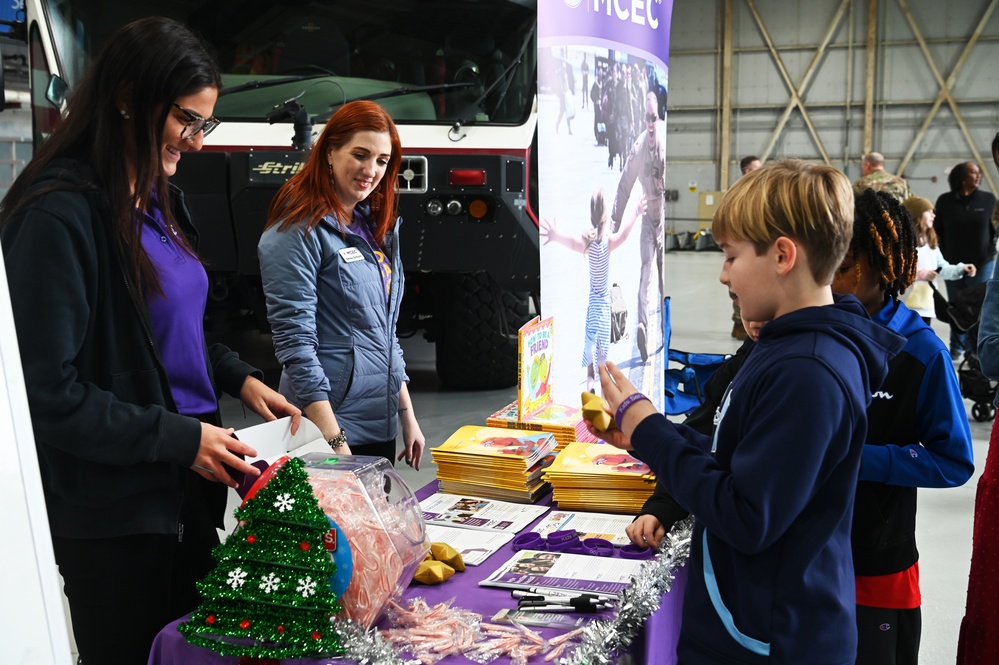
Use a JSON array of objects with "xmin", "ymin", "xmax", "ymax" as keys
[
  {"xmin": 626, "ymin": 514, "xmax": 666, "ymax": 549},
  {"xmin": 399, "ymin": 413, "xmax": 426, "ymax": 470},
  {"xmin": 965, "ymin": 264, "xmax": 978, "ymax": 277},
  {"xmin": 240, "ymin": 375, "xmax": 302, "ymax": 434},
  {"xmin": 192, "ymin": 423, "xmax": 261, "ymax": 488}
]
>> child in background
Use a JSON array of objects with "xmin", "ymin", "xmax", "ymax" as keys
[
  {"xmin": 541, "ymin": 190, "xmax": 644, "ymax": 392},
  {"xmin": 589, "ymin": 160, "xmax": 905, "ymax": 664},
  {"xmin": 900, "ymin": 196, "xmax": 976, "ymax": 324},
  {"xmin": 834, "ymin": 189, "xmax": 974, "ymax": 665},
  {"xmin": 627, "ymin": 316, "xmax": 763, "ymax": 549}
]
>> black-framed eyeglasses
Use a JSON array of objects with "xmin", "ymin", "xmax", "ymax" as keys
[{"xmin": 172, "ymin": 103, "xmax": 220, "ymax": 140}]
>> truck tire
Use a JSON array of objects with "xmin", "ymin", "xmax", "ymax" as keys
[{"xmin": 435, "ymin": 272, "xmax": 531, "ymax": 390}]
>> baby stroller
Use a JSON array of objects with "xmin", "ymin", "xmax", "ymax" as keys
[{"xmin": 931, "ymin": 282, "xmax": 997, "ymax": 421}]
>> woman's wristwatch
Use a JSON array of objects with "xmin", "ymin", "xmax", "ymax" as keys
[{"xmin": 326, "ymin": 429, "xmax": 347, "ymax": 450}]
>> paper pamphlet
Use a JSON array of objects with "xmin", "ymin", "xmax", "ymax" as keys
[
  {"xmin": 530, "ymin": 510, "xmax": 635, "ymax": 547},
  {"xmin": 491, "ymin": 608, "xmax": 597, "ymax": 629},
  {"xmin": 479, "ymin": 549, "xmax": 643, "ymax": 597},
  {"xmin": 420, "ymin": 493, "xmax": 549, "ymax": 533},
  {"xmin": 424, "ymin": 525, "xmax": 514, "ymax": 567}
]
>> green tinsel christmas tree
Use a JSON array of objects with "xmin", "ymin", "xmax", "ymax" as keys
[{"xmin": 179, "ymin": 456, "xmax": 345, "ymax": 659}]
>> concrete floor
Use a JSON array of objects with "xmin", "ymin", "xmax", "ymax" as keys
[{"xmin": 218, "ymin": 250, "xmax": 988, "ymax": 663}]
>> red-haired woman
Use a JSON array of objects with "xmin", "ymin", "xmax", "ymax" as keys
[{"xmin": 259, "ymin": 100, "xmax": 425, "ymax": 469}]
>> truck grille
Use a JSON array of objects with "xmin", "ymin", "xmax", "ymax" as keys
[{"xmin": 397, "ymin": 156, "xmax": 428, "ymax": 194}]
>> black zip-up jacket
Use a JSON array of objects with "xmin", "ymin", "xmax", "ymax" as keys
[
  {"xmin": 1, "ymin": 158, "xmax": 261, "ymax": 539},
  {"xmin": 935, "ymin": 188, "xmax": 997, "ymax": 268}
]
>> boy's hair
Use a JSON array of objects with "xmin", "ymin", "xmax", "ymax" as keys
[
  {"xmin": 712, "ymin": 159, "xmax": 854, "ymax": 284},
  {"xmin": 852, "ymin": 189, "xmax": 918, "ymax": 299}
]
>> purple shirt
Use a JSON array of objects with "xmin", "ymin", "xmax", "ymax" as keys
[
  {"xmin": 139, "ymin": 204, "xmax": 216, "ymax": 416},
  {"xmin": 348, "ymin": 211, "xmax": 392, "ymax": 303}
]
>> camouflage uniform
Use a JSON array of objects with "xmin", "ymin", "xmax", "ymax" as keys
[{"xmin": 853, "ymin": 169, "xmax": 912, "ymax": 204}]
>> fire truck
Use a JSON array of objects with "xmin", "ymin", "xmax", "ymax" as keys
[{"xmin": 3, "ymin": 0, "xmax": 540, "ymax": 389}]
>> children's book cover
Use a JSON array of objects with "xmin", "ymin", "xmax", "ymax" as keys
[
  {"xmin": 431, "ymin": 426, "xmax": 558, "ymax": 470},
  {"xmin": 545, "ymin": 441, "xmax": 653, "ymax": 478},
  {"xmin": 517, "ymin": 316, "xmax": 555, "ymax": 417}
]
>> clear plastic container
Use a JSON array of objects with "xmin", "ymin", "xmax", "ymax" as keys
[{"xmin": 301, "ymin": 453, "xmax": 430, "ymax": 628}]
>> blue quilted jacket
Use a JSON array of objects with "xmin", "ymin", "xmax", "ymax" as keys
[{"xmin": 258, "ymin": 208, "xmax": 407, "ymax": 443}]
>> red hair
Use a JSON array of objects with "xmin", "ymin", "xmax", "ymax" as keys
[{"xmin": 264, "ymin": 100, "xmax": 401, "ymax": 244}]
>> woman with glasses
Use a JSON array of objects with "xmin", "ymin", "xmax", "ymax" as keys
[
  {"xmin": 0, "ymin": 17, "xmax": 299, "ymax": 665},
  {"xmin": 258, "ymin": 100, "xmax": 426, "ymax": 471}
]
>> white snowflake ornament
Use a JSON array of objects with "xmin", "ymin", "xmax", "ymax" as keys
[
  {"xmin": 259, "ymin": 572, "xmax": 282, "ymax": 594},
  {"xmin": 273, "ymin": 493, "xmax": 296, "ymax": 512},
  {"xmin": 296, "ymin": 576, "xmax": 317, "ymax": 598},
  {"xmin": 226, "ymin": 567, "xmax": 248, "ymax": 589}
]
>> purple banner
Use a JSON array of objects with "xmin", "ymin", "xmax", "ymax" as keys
[
  {"xmin": 537, "ymin": 0, "xmax": 672, "ymax": 410},
  {"xmin": 539, "ymin": 0, "xmax": 671, "ymax": 69}
]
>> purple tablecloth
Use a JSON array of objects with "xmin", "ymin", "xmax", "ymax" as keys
[{"xmin": 148, "ymin": 484, "xmax": 685, "ymax": 665}]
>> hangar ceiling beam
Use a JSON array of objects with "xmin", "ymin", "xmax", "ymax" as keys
[
  {"xmin": 719, "ymin": 0, "xmax": 733, "ymax": 187},
  {"xmin": 895, "ymin": 0, "xmax": 998, "ymax": 192},
  {"xmin": 748, "ymin": 0, "xmax": 850, "ymax": 166},
  {"xmin": 863, "ymin": 0, "xmax": 877, "ymax": 154}
]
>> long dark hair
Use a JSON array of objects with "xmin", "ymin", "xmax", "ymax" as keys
[
  {"xmin": 0, "ymin": 17, "xmax": 221, "ymax": 296},
  {"xmin": 265, "ymin": 100, "xmax": 401, "ymax": 245}
]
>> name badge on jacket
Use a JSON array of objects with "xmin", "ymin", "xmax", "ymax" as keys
[{"xmin": 338, "ymin": 247, "xmax": 364, "ymax": 263}]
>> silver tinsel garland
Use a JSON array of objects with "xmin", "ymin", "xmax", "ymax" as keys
[
  {"xmin": 558, "ymin": 517, "xmax": 694, "ymax": 665},
  {"xmin": 325, "ymin": 517, "xmax": 693, "ymax": 665},
  {"xmin": 326, "ymin": 617, "xmax": 418, "ymax": 665}
]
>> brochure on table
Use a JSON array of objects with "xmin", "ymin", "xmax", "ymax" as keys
[
  {"xmin": 530, "ymin": 510, "xmax": 634, "ymax": 547},
  {"xmin": 420, "ymin": 493, "xmax": 549, "ymax": 533},
  {"xmin": 480, "ymin": 549, "xmax": 643, "ymax": 598},
  {"xmin": 424, "ymin": 525, "xmax": 515, "ymax": 567}
]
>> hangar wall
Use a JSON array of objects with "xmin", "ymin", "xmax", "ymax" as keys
[{"xmin": 665, "ymin": 0, "xmax": 999, "ymax": 232}]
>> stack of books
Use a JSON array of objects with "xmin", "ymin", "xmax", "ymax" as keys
[
  {"xmin": 485, "ymin": 315, "xmax": 596, "ymax": 451},
  {"xmin": 486, "ymin": 401, "xmax": 596, "ymax": 451},
  {"xmin": 431, "ymin": 426, "xmax": 559, "ymax": 503},
  {"xmin": 543, "ymin": 441, "xmax": 656, "ymax": 514}
]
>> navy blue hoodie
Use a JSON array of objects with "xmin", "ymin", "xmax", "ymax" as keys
[{"xmin": 631, "ymin": 295, "xmax": 905, "ymax": 664}]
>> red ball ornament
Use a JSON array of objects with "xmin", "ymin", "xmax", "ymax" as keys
[
  {"xmin": 239, "ymin": 619, "xmax": 251, "ymax": 630},
  {"xmin": 299, "ymin": 541, "xmax": 310, "ymax": 551},
  {"xmin": 247, "ymin": 534, "xmax": 257, "ymax": 544},
  {"xmin": 206, "ymin": 614, "xmax": 216, "ymax": 626},
  {"xmin": 276, "ymin": 625, "xmax": 286, "ymax": 635},
  {"xmin": 312, "ymin": 630, "xmax": 322, "ymax": 641}
]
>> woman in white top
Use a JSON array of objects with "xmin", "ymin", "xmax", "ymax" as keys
[{"xmin": 902, "ymin": 196, "xmax": 976, "ymax": 323}]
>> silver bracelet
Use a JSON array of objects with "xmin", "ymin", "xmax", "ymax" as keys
[{"xmin": 326, "ymin": 429, "xmax": 347, "ymax": 450}]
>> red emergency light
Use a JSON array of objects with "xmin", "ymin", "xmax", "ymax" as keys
[{"xmin": 448, "ymin": 169, "xmax": 487, "ymax": 186}]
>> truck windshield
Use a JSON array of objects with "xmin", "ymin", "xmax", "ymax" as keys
[{"xmin": 40, "ymin": 0, "xmax": 536, "ymax": 126}]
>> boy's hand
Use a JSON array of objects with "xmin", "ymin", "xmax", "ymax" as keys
[
  {"xmin": 583, "ymin": 420, "xmax": 634, "ymax": 450},
  {"xmin": 599, "ymin": 362, "xmax": 658, "ymax": 437},
  {"xmin": 627, "ymin": 514, "xmax": 666, "ymax": 549}
]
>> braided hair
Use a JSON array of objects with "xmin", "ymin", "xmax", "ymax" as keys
[{"xmin": 851, "ymin": 188, "xmax": 918, "ymax": 299}]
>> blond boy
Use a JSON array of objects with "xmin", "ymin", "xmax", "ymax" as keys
[{"xmin": 595, "ymin": 160, "xmax": 905, "ymax": 664}]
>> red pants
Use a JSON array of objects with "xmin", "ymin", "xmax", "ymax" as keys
[{"xmin": 957, "ymin": 415, "xmax": 999, "ymax": 664}]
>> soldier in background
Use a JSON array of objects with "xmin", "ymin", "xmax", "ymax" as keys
[{"xmin": 853, "ymin": 152, "xmax": 911, "ymax": 203}]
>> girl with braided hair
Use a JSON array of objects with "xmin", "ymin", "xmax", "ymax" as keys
[{"xmin": 832, "ymin": 188, "xmax": 975, "ymax": 665}]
